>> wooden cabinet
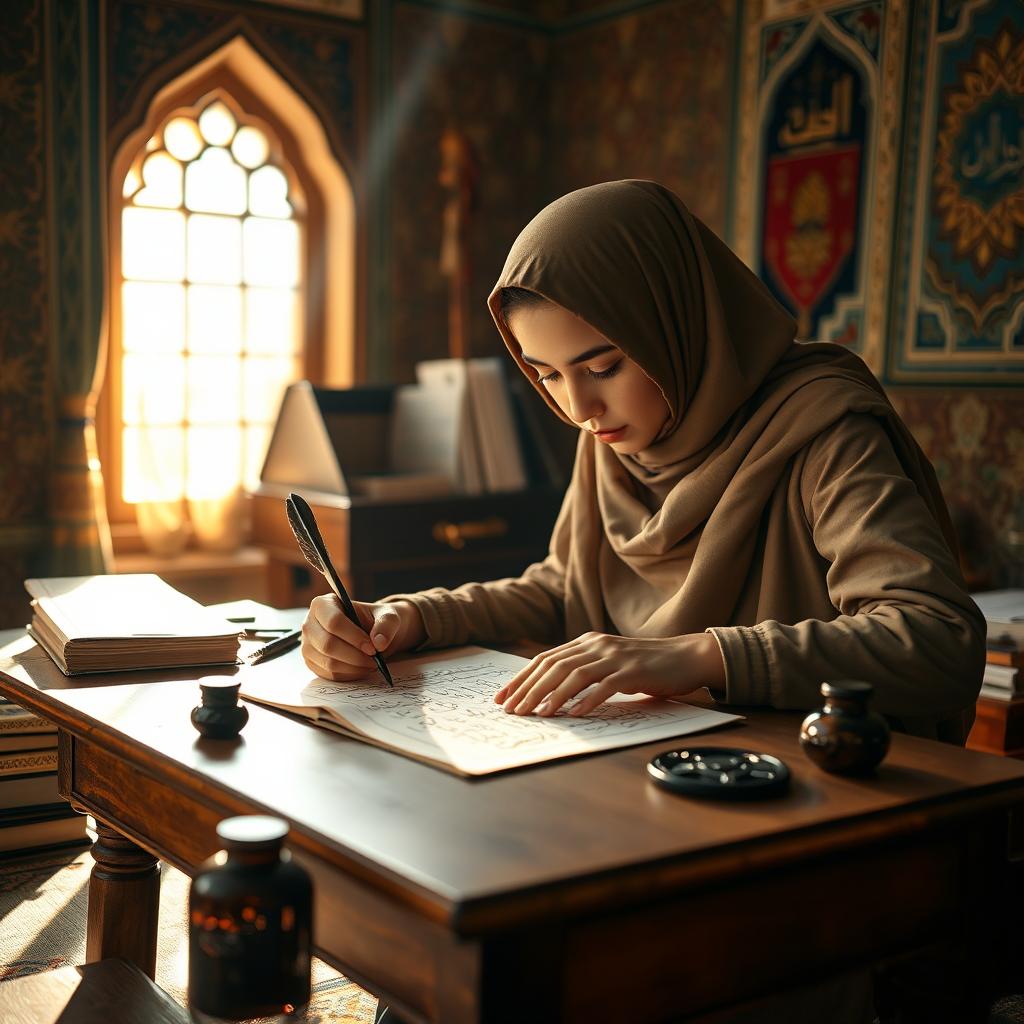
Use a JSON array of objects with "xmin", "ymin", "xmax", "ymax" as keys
[{"xmin": 251, "ymin": 485, "xmax": 564, "ymax": 608}]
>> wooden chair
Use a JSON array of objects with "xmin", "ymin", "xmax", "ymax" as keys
[{"xmin": 0, "ymin": 959, "xmax": 186, "ymax": 1024}]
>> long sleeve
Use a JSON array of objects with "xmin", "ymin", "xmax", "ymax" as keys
[
  {"xmin": 708, "ymin": 414, "xmax": 986, "ymax": 739},
  {"xmin": 381, "ymin": 488, "xmax": 573, "ymax": 649}
]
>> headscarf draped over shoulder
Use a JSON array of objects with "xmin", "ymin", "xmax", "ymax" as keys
[{"xmin": 486, "ymin": 180, "xmax": 956, "ymax": 640}]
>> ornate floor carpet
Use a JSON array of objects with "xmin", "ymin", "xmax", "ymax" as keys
[{"xmin": 0, "ymin": 838, "xmax": 379, "ymax": 1023}]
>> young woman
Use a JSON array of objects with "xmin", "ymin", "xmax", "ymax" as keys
[{"xmin": 301, "ymin": 179, "xmax": 984, "ymax": 745}]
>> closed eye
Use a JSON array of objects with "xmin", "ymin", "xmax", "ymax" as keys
[{"xmin": 537, "ymin": 360, "xmax": 623, "ymax": 385}]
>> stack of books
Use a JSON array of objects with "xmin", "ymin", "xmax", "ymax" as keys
[
  {"xmin": 259, "ymin": 362, "xmax": 555, "ymax": 504},
  {"xmin": 25, "ymin": 574, "xmax": 241, "ymax": 675},
  {"xmin": 972, "ymin": 590, "xmax": 1024, "ymax": 703},
  {"xmin": 0, "ymin": 697, "xmax": 88, "ymax": 855}
]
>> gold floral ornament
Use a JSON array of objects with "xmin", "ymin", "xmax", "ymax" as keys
[
  {"xmin": 931, "ymin": 25, "xmax": 1024, "ymax": 329},
  {"xmin": 785, "ymin": 171, "xmax": 832, "ymax": 283}
]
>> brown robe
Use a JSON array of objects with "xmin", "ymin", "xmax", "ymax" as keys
[{"xmin": 388, "ymin": 180, "xmax": 984, "ymax": 744}]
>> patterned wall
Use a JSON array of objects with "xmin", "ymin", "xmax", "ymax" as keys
[
  {"xmin": 0, "ymin": 0, "xmax": 52, "ymax": 627},
  {"xmin": 107, "ymin": 1, "xmax": 363, "ymax": 183},
  {"xmin": 385, "ymin": 3, "xmax": 550, "ymax": 384},
  {"xmin": 547, "ymin": 0, "xmax": 737, "ymax": 236},
  {"xmin": 893, "ymin": 391, "xmax": 1024, "ymax": 588},
  {"xmin": 732, "ymin": 0, "xmax": 1023, "ymax": 587},
  {"xmin": 733, "ymin": 0, "xmax": 907, "ymax": 370},
  {"xmin": 888, "ymin": 0, "xmax": 1024, "ymax": 383}
]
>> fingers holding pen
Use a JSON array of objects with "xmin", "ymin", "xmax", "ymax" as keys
[{"xmin": 302, "ymin": 599, "xmax": 378, "ymax": 680}]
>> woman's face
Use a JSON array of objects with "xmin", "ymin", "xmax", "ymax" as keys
[{"xmin": 507, "ymin": 301, "xmax": 670, "ymax": 455}]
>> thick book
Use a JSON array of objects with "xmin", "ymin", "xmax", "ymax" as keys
[
  {"xmin": 25, "ymin": 574, "xmax": 241, "ymax": 675},
  {"xmin": 240, "ymin": 645, "xmax": 740, "ymax": 777},
  {"xmin": 0, "ymin": 771, "xmax": 61, "ymax": 811},
  {"xmin": 0, "ymin": 803, "xmax": 89, "ymax": 856},
  {"xmin": 982, "ymin": 662, "xmax": 1021, "ymax": 694},
  {"xmin": 0, "ymin": 732, "xmax": 58, "ymax": 754},
  {"xmin": 979, "ymin": 683, "xmax": 1024, "ymax": 703},
  {"xmin": 0, "ymin": 702, "xmax": 54, "ymax": 736},
  {"xmin": 0, "ymin": 748, "xmax": 58, "ymax": 778}
]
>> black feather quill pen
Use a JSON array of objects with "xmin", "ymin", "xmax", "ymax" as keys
[{"xmin": 285, "ymin": 492, "xmax": 393, "ymax": 687}]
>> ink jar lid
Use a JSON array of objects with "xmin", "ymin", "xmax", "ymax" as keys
[
  {"xmin": 199, "ymin": 677, "xmax": 242, "ymax": 706},
  {"xmin": 820, "ymin": 680, "xmax": 874, "ymax": 700},
  {"xmin": 216, "ymin": 815, "xmax": 289, "ymax": 851}
]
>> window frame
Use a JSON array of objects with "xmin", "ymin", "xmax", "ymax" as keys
[{"xmin": 102, "ymin": 68, "xmax": 336, "ymax": 539}]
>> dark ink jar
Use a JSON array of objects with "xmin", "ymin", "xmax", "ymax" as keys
[
  {"xmin": 188, "ymin": 816, "xmax": 312, "ymax": 1022},
  {"xmin": 799, "ymin": 680, "xmax": 891, "ymax": 776},
  {"xmin": 191, "ymin": 678, "xmax": 248, "ymax": 739}
]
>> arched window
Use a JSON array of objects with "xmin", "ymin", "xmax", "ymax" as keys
[
  {"xmin": 118, "ymin": 93, "xmax": 303, "ymax": 505},
  {"xmin": 104, "ymin": 36, "xmax": 357, "ymax": 539}
]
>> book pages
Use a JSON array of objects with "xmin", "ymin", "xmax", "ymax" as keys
[{"xmin": 240, "ymin": 645, "xmax": 740, "ymax": 776}]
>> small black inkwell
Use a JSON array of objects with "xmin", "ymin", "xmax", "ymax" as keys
[
  {"xmin": 647, "ymin": 746, "xmax": 790, "ymax": 800},
  {"xmin": 192, "ymin": 677, "xmax": 249, "ymax": 739},
  {"xmin": 799, "ymin": 680, "xmax": 890, "ymax": 775}
]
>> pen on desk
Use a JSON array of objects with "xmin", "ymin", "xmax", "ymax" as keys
[
  {"xmin": 247, "ymin": 628, "xmax": 302, "ymax": 666},
  {"xmin": 284, "ymin": 492, "xmax": 394, "ymax": 688}
]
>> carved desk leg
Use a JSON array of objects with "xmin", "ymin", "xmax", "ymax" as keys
[{"xmin": 86, "ymin": 821, "xmax": 161, "ymax": 978}]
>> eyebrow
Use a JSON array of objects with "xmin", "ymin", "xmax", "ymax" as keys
[{"xmin": 520, "ymin": 344, "xmax": 616, "ymax": 368}]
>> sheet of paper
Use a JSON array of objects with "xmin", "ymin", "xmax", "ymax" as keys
[{"xmin": 241, "ymin": 645, "xmax": 741, "ymax": 775}]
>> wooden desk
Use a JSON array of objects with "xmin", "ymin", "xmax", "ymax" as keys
[{"xmin": 2, "ymin": 631, "xmax": 1023, "ymax": 1023}]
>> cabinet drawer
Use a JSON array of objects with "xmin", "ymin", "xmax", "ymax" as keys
[{"xmin": 346, "ymin": 489, "xmax": 562, "ymax": 567}]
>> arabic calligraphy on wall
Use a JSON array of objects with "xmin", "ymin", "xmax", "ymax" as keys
[
  {"xmin": 761, "ymin": 39, "xmax": 867, "ymax": 340},
  {"xmin": 733, "ymin": 1, "xmax": 891, "ymax": 368},
  {"xmin": 889, "ymin": 0, "xmax": 1024, "ymax": 382}
]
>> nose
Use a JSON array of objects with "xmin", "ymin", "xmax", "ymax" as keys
[{"xmin": 562, "ymin": 376, "xmax": 605, "ymax": 426}]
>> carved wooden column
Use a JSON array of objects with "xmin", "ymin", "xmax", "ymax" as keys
[{"xmin": 86, "ymin": 822, "xmax": 161, "ymax": 977}]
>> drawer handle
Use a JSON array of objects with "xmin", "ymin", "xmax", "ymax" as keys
[{"xmin": 432, "ymin": 517, "xmax": 509, "ymax": 550}]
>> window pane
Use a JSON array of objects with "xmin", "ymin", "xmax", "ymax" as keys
[
  {"xmin": 188, "ymin": 285, "xmax": 242, "ymax": 354},
  {"xmin": 243, "ymin": 424, "xmax": 272, "ymax": 491},
  {"xmin": 185, "ymin": 147, "xmax": 246, "ymax": 216},
  {"xmin": 123, "ymin": 166, "xmax": 141, "ymax": 199},
  {"xmin": 232, "ymin": 126, "xmax": 269, "ymax": 169},
  {"xmin": 245, "ymin": 288, "xmax": 299, "ymax": 354},
  {"xmin": 248, "ymin": 166, "xmax": 291, "ymax": 218},
  {"xmin": 198, "ymin": 102, "xmax": 237, "ymax": 147},
  {"xmin": 123, "ymin": 354, "xmax": 186, "ymax": 425},
  {"xmin": 187, "ymin": 214, "xmax": 241, "ymax": 284},
  {"xmin": 134, "ymin": 151, "xmax": 182, "ymax": 209},
  {"xmin": 242, "ymin": 356, "xmax": 297, "ymax": 422},
  {"xmin": 122, "ymin": 282, "xmax": 185, "ymax": 353},
  {"xmin": 243, "ymin": 218, "xmax": 299, "ymax": 287},
  {"xmin": 165, "ymin": 116, "xmax": 203, "ymax": 162},
  {"xmin": 122, "ymin": 208, "xmax": 185, "ymax": 281},
  {"xmin": 187, "ymin": 426, "xmax": 241, "ymax": 500},
  {"xmin": 123, "ymin": 426, "xmax": 185, "ymax": 503},
  {"xmin": 188, "ymin": 355, "xmax": 241, "ymax": 424}
]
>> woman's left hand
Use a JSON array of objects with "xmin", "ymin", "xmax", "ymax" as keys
[{"xmin": 494, "ymin": 631, "xmax": 727, "ymax": 717}]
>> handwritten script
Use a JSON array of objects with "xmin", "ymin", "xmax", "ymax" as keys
[{"xmin": 242, "ymin": 646, "xmax": 740, "ymax": 775}]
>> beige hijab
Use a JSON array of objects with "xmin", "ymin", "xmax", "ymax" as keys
[{"xmin": 487, "ymin": 180, "xmax": 957, "ymax": 639}]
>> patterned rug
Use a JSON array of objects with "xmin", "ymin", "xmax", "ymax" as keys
[{"xmin": 0, "ymin": 833, "xmax": 379, "ymax": 1023}]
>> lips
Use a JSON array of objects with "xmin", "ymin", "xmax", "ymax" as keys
[{"xmin": 593, "ymin": 425, "xmax": 627, "ymax": 443}]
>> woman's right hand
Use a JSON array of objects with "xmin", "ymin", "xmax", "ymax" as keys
[{"xmin": 301, "ymin": 596, "xmax": 426, "ymax": 681}]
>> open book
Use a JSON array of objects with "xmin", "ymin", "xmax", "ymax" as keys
[
  {"xmin": 239, "ymin": 645, "xmax": 740, "ymax": 776},
  {"xmin": 25, "ymin": 575, "xmax": 241, "ymax": 675}
]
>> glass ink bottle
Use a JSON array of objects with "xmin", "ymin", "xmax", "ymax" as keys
[
  {"xmin": 799, "ymin": 680, "xmax": 890, "ymax": 776},
  {"xmin": 188, "ymin": 816, "xmax": 312, "ymax": 1022}
]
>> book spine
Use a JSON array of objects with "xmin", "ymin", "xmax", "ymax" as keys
[
  {"xmin": 0, "ymin": 714, "xmax": 56, "ymax": 734},
  {"xmin": 0, "ymin": 750, "xmax": 59, "ymax": 777},
  {"xmin": 982, "ymin": 663, "xmax": 1019, "ymax": 689}
]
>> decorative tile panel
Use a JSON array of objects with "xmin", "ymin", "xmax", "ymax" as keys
[{"xmin": 888, "ymin": 0, "xmax": 1024, "ymax": 382}]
